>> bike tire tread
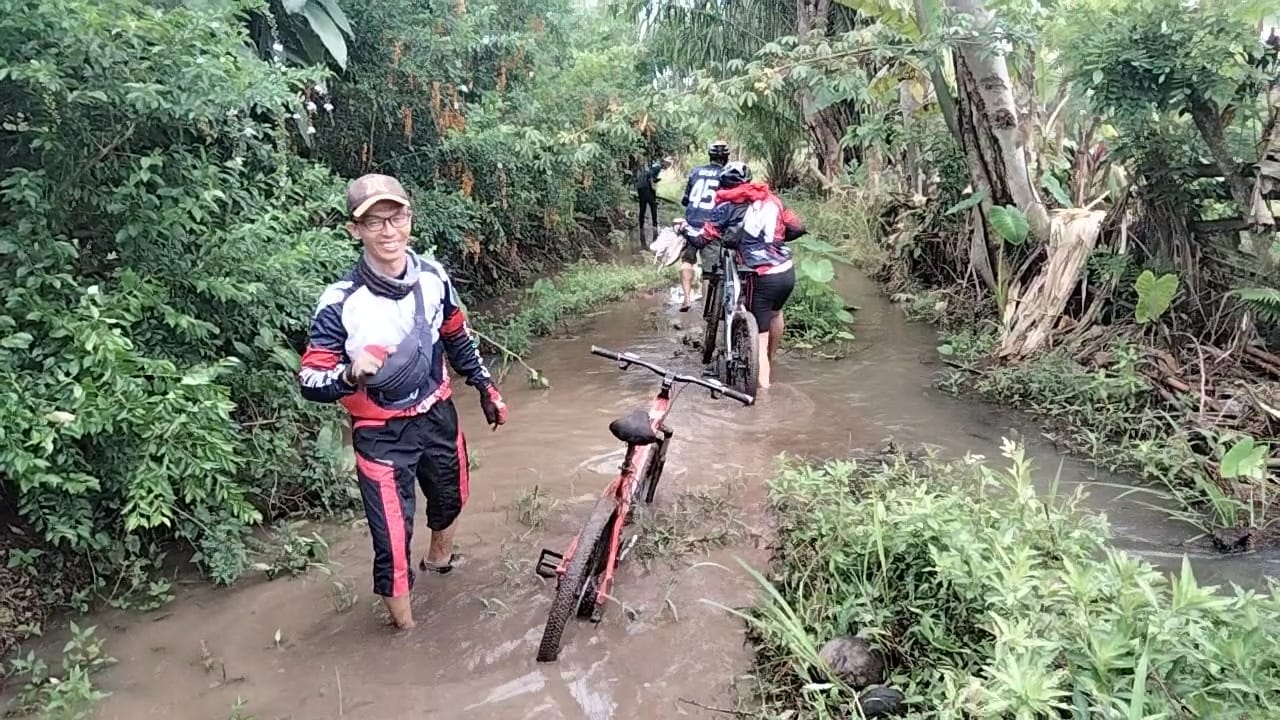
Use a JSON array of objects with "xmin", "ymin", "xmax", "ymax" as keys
[
  {"xmin": 536, "ymin": 495, "xmax": 618, "ymax": 662},
  {"xmin": 731, "ymin": 309, "xmax": 760, "ymax": 397}
]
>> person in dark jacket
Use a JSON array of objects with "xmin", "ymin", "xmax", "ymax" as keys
[
  {"xmin": 686, "ymin": 161, "xmax": 806, "ymax": 389},
  {"xmin": 297, "ymin": 173, "xmax": 508, "ymax": 630},
  {"xmin": 634, "ymin": 159, "xmax": 662, "ymax": 247}
]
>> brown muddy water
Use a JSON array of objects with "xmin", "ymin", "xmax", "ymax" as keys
[{"xmin": 13, "ymin": 267, "xmax": 1280, "ymax": 720}]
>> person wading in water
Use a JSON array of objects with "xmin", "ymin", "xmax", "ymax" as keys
[{"xmin": 297, "ymin": 173, "xmax": 508, "ymax": 629}]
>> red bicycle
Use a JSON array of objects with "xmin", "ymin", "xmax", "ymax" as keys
[{"xmin": 533, "ymin": 345, "xmax": 754, "ymax": 662}]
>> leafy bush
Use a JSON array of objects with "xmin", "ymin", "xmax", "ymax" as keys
[
  {"xmin": 0, "ymin": 0, "xmax": 356, "ymax": 602},
  {"xmin": 749, "ymin": 439, "xmax": 1280, "ymax": 718},
  {"xmin": 310, "ymin": 0, "xmax": 691, "ymax": 294},
  {"xmin": 477, "ymin": 261, "xmax": 670, "ymax": 360}
]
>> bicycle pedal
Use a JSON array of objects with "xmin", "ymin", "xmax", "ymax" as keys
[{"xmin": 534, "ymin": 549, "xmax": 563, "ymax": 579}]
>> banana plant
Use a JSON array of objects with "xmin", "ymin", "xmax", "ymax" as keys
[{"xmin": 182, "ymin": 0, "xmax": 355, "ymax": 71}]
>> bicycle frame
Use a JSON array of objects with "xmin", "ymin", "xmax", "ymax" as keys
[
  {"xmin": 536, "ymin": 348, "xmax": 752, "ymax": 618},
  {"xmin": 549, "ymin": 376, "xmax": 675, "ymax": 611}
]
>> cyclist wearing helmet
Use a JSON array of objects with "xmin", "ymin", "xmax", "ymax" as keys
[
  {"xmin": 685, "ymin": 161, "xmax": 806, "ymax": 389},
  {"xmin": 677, "ymin": 140, "xmax": 730, "ymax": 311}
]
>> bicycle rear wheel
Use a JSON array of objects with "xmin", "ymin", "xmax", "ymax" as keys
[
  {"xmin": 729, "ymin": 309, "xmax": 760, "ymax": 397},
  {"xmin": 536, "ymin": 495, "xmax": 617, "ymax": 662}
]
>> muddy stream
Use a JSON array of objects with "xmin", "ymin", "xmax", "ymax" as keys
[{"xmin": 32, "ymin": 268, "xmax": 1280, "ymax": 719}]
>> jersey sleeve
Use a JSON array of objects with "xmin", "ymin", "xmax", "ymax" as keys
[
  {"xmin": 780, "ymin": 205, "xmax": 807, "ymax": 242},
  {"xmin": 432, "ymin": 263, "xmax": 495, "ymax": 391},
  {"xmin": 298, "ymin": 282, "xmax": 359, "ymax": 404}
]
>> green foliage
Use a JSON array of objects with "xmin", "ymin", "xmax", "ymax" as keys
[
  {"xmin": 6, "ymin": 623, "xmax": 115, "ymax": 720},
  {"xmin": 0, "ymin": 0, "xmax": 685, "ymax": 664},
  {"xmin": 1234, "ymin": 286, "xmax": 1280, "ymax": 325},
  {"xmin": 1220, "ymin": 436, "xmax": 1270, "ymax": 481},
  {"xmin": 934, "ymin": 330, "xmax": 1278, "ymax": 533},
  {"xmin": 312, "ymin": 0, "xmax": 692, "ymax": 290},
  {"xmin": 1061, "ymin": 0, "xmax": 1273, "ymax": 119},
  {"xmin": 0, "ymin": 0, "xmax": 357, "ymax": 620},
  {"xmin": 1133, "ymin": 269, "xmax": 1179, "ymax": 323},
  {"xmin": 477, "ymin": 261, "xmax": 670, "ymax": 361},
  {"xmin": 750, "ymin": 439, "xmax": 1280, "ymax": 718},
  {"xmin": 987, "ymin": 205, "xmax": 1030, "ymax": 246}
]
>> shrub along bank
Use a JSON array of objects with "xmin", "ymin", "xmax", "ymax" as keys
[
  {"xmin": 0, "ymin": 0, "xmax": 684, "ymax": 662},
  {"xmin": 743, "ymin": 441, "xmax": 1280, "ymax": 719}
]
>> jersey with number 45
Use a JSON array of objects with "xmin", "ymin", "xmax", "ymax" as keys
[{"xmin": 681, "ymin": 163, "xmax": 725, "ymax": 228}]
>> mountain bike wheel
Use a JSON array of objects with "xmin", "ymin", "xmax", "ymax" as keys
[
  {"xmin": 729, "ymin": 309, "xmax": 760, "ymax": 397},
  {"xmin": 700, "ymin": 275, "xmax": 722, "ymax": 365},
  {"xmin": 536, "ymin": 495, "xmax": 617, "ymax": 662}
]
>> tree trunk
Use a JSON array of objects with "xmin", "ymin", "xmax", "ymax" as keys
[
  {"xmin": 795, "ymin": 0, "xmax": 842, "ymax": 185},
  {"xmin": 1190, "ymin": 97, "xmax": 1261, "ymax": 224},
  {"xmin": 899, "ymin": 78, "xmax": 922, "ymax": 195},
  {"xmin": 911, "ymin": 0, "xmax": 960, "ymax": 141},
  {"xmin": 945, "ymin": 0, "xmax": 1050, "ymax": 243}
]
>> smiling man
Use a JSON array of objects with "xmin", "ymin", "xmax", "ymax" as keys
[{"xmin": 297, "ymin": 173, "xmax": 508, "ymax": 629}]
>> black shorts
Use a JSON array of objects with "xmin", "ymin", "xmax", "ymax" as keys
[
  {"xmin": 745, "ymin": 266, "xmax": 796, "ymax": 330},
  {"xmin": 680, "ymin": 242, "xmax": 719, "ymax": 273}
]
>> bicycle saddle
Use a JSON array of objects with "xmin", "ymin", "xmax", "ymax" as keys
[{"xmin": 608, "ymin": 409, "xmax": 660, "ymax": 446}]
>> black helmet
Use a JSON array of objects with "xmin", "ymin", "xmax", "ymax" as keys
[
  {"xmin": 708, "ymin": 140, "xmax": 730, "ymax": 164},
  {"xmin": 718, "ymin": 161, "xmax": 751, "ymax": 189}
]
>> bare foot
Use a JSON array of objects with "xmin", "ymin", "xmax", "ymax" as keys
[{"xmin": 383, "ymin": 595, "xmax": 415, "ymax": 629}]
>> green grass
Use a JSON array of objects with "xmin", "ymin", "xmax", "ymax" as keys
[
  {"xmin": 782, "ymin": 192, "xmax": 886, "ymax": 272},
  {"xmin": 741, "ymin": 439, "xmax": 1280, "ymax": 719},
  {"xmin": 470, "ymin": 259, "xmax": 672, "ymax": 384},
  {"xmin": 655, "ymin": 164, "xmax": 689, "ymax": 208}
]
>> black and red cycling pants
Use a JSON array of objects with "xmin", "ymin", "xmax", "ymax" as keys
[{"xmin": 351, "ymin": 398, "xmax": 469, "ymax": 598}]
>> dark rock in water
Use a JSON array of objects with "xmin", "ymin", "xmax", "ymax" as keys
[
  {"xmin": 816, "ymin": 635, "xmax": 886, "ymax": 690},
  {"xmin": 855, "ymin": 686, "xmax": 906, "ymax": 717},
  {"xmin": 1211, "ymin": 526, "xmax": 1256, "ymax": 554}
]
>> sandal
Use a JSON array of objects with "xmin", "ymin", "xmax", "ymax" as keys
[{"xmin": 418, "ymin": 552, "xmax": 461, "ymax": 575}]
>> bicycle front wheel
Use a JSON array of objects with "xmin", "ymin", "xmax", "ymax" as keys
[
  {"xmin": 536, "ymin": 495, "xmax": 617, "ymax": 662},
  {"xmin": 700, "ymin": 276, "xmax": 722, "ymax": 365},
  {"xmin": 729, "ymin": 309, "xmax": 760, "ymax": 397}
]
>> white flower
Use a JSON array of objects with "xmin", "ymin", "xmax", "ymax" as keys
[
  {"xmin": 323, "ymin": 102, "xmax": 334, "ymax": 112},
  {"xmin": 291, "ymin": 112, "xmax": 300, "ymax": 119},
  {"xmin": 306, "ymin": 100, "xmax": 317, "ymax": 112},
  {"xmin": 307, "ymin": 126, "xmax": 316, "ymax": 135},
  {"xmin": 272, "ymin": 42, "xmax": 284, "ymax": 54}
]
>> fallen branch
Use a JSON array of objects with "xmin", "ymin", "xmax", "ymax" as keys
[{"xmin": 676, "ymin": 698, "xmax": 750, "ymax": 716}]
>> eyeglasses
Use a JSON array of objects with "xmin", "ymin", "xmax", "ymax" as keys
[{"xmin": 355, "ymin": 210, "xmax": 413, "ymax": 232}]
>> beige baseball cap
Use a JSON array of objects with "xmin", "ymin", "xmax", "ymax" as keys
[{"xmin": 346, "ymin": 173, "xmax": 411, "ymax": 218}]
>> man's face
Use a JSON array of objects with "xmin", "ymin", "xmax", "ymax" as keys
[{"xmin": 348, "ymin": 200, "xmax": 413, "ymax": 267}]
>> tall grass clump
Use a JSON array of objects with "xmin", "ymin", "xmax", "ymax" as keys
[{"xmin": 744, "ymin": 439, "xmax": 1280, "ymax": 718}]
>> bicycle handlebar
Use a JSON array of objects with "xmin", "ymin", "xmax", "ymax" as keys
[{"xmin": 589, "ymin": 346, "xmax": 755, "ymax": 406}]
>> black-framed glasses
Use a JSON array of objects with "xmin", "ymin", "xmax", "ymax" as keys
[{"xmin": 356, "ymin": 210, "xmax": 413, "ymax": 232}]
